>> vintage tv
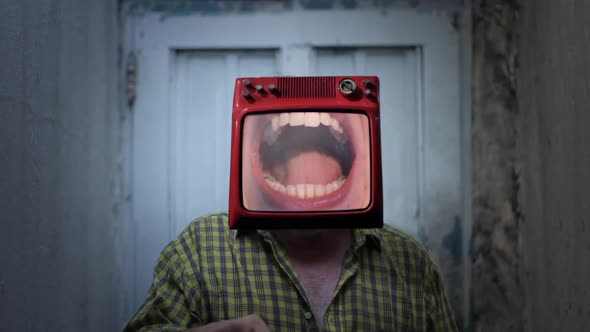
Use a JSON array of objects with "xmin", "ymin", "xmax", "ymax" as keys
[{"xmin": 228, "ymin": 76, "xmax": 383, "ymax": 229}]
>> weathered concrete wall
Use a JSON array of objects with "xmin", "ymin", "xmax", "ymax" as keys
[
  {"xmin": 473, "ymin": 0, "xmax": 590, "ymax": 331},
  {"xmin": 519, "ymin": 0, "xmax": 590, "ymax": 331},
  {"xmin": 472, "ymin": 0, "xmax": 523, "ymax": 331},
  {"xmin": 0, "ymin": 1, "xmax": 125, "ymax": 331}
]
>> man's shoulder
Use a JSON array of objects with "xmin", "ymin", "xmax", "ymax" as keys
[
  {"xmin": 373, "ymin": 224, "xmax": 434, "ymax": 266},
  {"xmin": 165, "ymin": 212, "xmax": 231, "ymax": 255},
  {"xmin": 180, "ymin": 211, "xmax": 232, "ymax": 241},
  {"xmin": 375, "ymin": 224, "xmax": 426, "ymax": 249},
  {"xmin": 188, "ymin": 211, "xmax": 230, "ymax": 230}
]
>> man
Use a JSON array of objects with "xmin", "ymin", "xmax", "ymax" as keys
[{"xmin": 124, "ymin": 212, "xmax": 458, "ymax": 331}]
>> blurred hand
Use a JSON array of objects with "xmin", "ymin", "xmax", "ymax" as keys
[{"xmin": 186, "ymin": 314, "xmax": 271, "ymax": 332}]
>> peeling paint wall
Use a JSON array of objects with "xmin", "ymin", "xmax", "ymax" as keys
[
  {"xmin": 471, "ymin": 0, "xmax": 523, "ymax": 331},
  {"xmin": 519, "ymin": 0, "xmax": 590, "ymax": 331},
  {"xmin": 0, "ymin": 1, "xmax": 125, "ymax": 331}
]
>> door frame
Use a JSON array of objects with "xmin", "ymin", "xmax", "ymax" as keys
[{"xmin": 120, "ymin": 6, "xmax": 472, "ymax": 326}]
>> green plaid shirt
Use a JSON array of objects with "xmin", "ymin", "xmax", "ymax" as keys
[{"xmin": 124, "ymin": 213, "xmax": 457, "ymax": 331}]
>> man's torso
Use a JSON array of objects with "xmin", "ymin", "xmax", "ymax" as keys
[{"xmin": 181, "ymin": 213, "xmax": 432, "ymax": 331}]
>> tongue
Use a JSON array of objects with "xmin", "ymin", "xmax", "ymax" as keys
[{"xmin": 272, "ymin": 151, "xmax": 342, "ymax": 185}]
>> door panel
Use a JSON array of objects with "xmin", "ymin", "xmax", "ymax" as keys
[
  {"xmin": 314, "ymin": 48, "xmax": 419, "ymax": 236},
  {"xmin": 173, "ymin": 51, "xmax": 278, "ymax": 234}
]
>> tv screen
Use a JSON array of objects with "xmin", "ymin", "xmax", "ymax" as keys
[{"xmin": 242, "ymin": 111, "xmax": 371, "ymax": 212}]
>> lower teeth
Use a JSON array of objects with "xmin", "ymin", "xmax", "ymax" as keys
[{"xmin": 264, "ymin": 174, "xmax": 346, "ymax": 199}]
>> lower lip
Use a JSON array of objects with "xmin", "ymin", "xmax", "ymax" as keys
[{"xmin": 249, "ymin": 115, "xmax": 358, "ymax": 211}]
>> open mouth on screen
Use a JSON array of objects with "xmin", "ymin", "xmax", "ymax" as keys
[{"xmin": 242, "ymin": 111, "xmax": 370, "ymax": 211}]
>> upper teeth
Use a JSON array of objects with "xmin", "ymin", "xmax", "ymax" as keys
[{"xmin": 264, "ymin": 112, "xmax": 346, "ymax": 145}]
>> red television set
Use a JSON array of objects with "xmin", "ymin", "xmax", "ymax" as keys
[{"xmin": 228, "ymin": 76, "xmax": 383, "ymax": 229}]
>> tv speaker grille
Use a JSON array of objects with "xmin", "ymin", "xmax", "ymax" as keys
[{"xmin": 277, "ymin": 77, "xmax": 336, "ymax": 98}]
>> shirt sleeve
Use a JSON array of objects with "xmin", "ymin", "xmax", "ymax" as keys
[
  {"xmin": 123, "ymin": 237, "xmax": 201, "ymax": 332},
  {"xmin": 424, "ymin": 259, "xmax": 459, "ymax": 332}
]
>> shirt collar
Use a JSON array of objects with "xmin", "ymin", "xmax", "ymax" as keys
[
  {"xmin": 232, "ymin": 228, "xmax": 273, "ymax": 242},
  {"xmin": 352, "ymin": 228, "xmax": 382, "ymax": 252},
  {"xmin": 234, "ymin": 228, "xmax": 382, "ymax": 251}
]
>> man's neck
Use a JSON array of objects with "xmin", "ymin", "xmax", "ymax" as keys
[
  {"xmin": 272, "ymin": 229, "xmax": 352, "ymax": 328},
  {"xmin": 272, "ymin": 229, "xmax": 352, "ymax": 262}
]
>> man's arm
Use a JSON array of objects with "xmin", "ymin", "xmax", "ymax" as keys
[
  {"xmin": 424, "ymin": 259, "xmax": 459, "ymax": 332},
  {"xmin": 185, "ymin": 315, "xmax": 270, "ymax": 332},
  {"xmin": 123, "ymin": 238, "xmax": 200, "ymax": 332},
  {"xmin": 123, "ymin": 219, "xmax": 271, "ymax": 332}
]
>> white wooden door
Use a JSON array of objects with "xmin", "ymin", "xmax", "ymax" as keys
[{"xmin": 125, "ymin": 4, "xmax": 466, "ymax": 326}]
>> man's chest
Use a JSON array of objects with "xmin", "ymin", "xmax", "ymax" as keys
[
  {"xmin": 194, "ymin": 248, "xmax": 423, "ymax": 331},
  {"xmin": 292, "ymin": 260, "xmax": 343, "ymax": 323}
]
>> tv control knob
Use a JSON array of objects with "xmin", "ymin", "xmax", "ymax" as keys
[{"xmin": 338, "ymin": 78, "xmax": 358, "ymax": 95}]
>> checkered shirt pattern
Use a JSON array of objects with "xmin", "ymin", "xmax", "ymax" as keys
[{"xmin": 124, "ymin": 212, "xmax": 457, "ymax": 331}]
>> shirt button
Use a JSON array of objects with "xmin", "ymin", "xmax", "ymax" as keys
[{"xmin": 304, "ymin": 311, "xmax": 313, "ymax": 320}]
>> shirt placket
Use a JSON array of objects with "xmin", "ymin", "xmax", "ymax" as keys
[
  {"xmin": 322, "ymin": 246, "xmax": 360, "ymax": 332},
  {"xmin": 259, "ymin": 231, "xmax": 321, "ymax": 332},
  {"xmin": 323, "ymin": 230, "xmax": 375, "ymax": 332}
]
